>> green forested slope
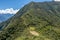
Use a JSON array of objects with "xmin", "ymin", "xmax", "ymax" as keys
[{"xmin": 0, "ymin": 2, "xmax": 60, "ymax": 40}]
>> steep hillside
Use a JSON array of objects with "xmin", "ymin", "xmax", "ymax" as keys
[{"xmin": 0, "ymin": 2, "xmax": 60, "ymax": 40}]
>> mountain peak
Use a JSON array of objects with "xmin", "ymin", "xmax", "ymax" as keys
[{"xmin": 0, "ymin": 1, "xmax": 60, "ymax": 40}]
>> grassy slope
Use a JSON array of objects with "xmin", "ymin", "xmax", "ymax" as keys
[{"xmin": 0, "ymin": 2, "xmax": 60, "ymax": 40}]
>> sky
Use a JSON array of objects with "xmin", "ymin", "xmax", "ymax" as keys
[{"xmin": 0, "ymin": 0, "xmax": 57, "ymax": 14}]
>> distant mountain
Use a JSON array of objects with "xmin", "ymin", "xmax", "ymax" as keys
[
  {"xmin": 0, "ymin": 1, "xmax": 60, "ymax": 40},
  {"xmin": 0, "ymin": 14, "xmax": 14, "ymax": 22}
]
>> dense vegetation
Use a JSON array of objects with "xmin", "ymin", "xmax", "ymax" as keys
[{"xmin": 0, "ymin": 1, "xmax": 60, "ymax": 40}]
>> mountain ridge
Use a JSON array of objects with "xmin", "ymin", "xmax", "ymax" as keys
[
  {"xmin": 0, "ymin": 14, "xmax": 14, "ymax": 22},
  {"xmin": 0, "ymin": 1, "xmax": 60, "ymax": 40}
]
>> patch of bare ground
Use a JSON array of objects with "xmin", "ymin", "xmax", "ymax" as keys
[{"xmin": 30, "ymin": 31, "xmax": 39, "ymax": 36}]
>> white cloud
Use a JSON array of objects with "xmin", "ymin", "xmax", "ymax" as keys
[
  {"xmin": 55, "ymin": 0, "xmax": 60, "ymax": 1},
  {"xmin": 0, "ymin": 8, "xmax": 19, "ymax": 14}
]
